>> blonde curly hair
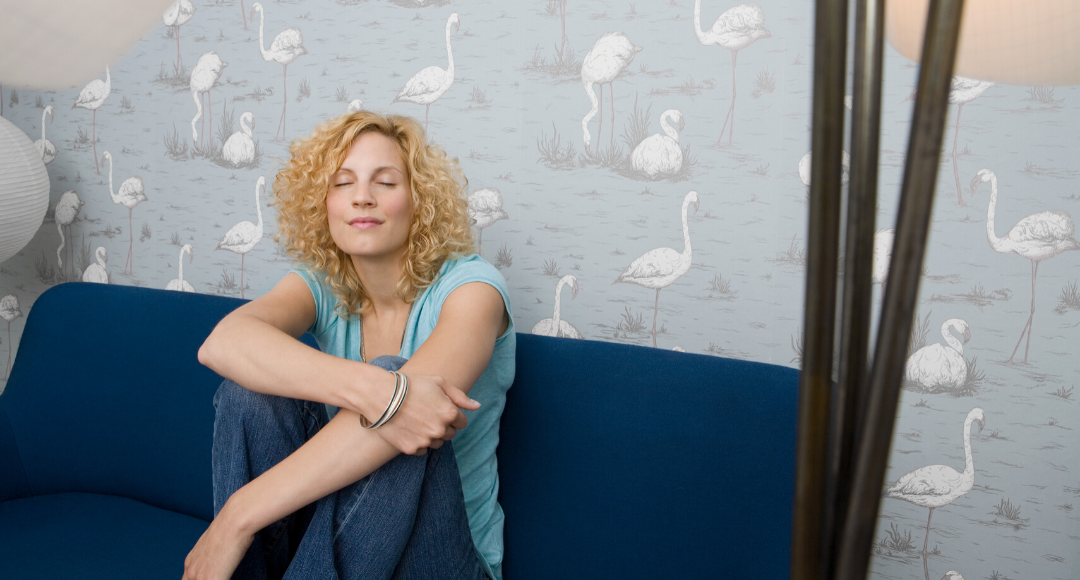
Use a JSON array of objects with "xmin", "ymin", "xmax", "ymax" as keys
[{"xmin": 272, "ymin": 111, "xmax": 474, "ymax": 317}]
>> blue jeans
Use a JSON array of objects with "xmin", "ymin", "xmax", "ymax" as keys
[{"xmin": 212, "ymin": 355, "xmax": 490, "ymax": 580}]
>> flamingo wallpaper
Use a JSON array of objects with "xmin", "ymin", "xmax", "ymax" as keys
[{"xmin": 1, "ymin": 1, "xmax": 1079, "ymax": 578}]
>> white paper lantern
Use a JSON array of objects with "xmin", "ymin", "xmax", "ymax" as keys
[
  {"xmin": 0, "ymin": 116, "xmax": 49, "ymax": 264},
  {"xmin": 0, "ymin": 0, "xmax": 174, "ymax": 90},
  {"xmin": 887, "ymin": 0, "xmax": 1080, "ymax": 86}
]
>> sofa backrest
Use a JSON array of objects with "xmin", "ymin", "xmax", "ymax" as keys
[
  {"xmin": 0, "ymin": 283, "xmax": 258, "ymax": 521},
  {"xmin": 1, "ymin": 283, "xmax": 800, "ymax": 578},
  {"xmin": 497, "ymin": 334, "xmax": 799, "ymax": 578}
]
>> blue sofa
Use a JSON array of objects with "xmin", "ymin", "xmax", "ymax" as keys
[{"xmin": 0, "ymin": 282, "xmax": 799, "ymax": 579}]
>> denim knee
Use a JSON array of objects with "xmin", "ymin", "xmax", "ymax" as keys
[
  {"xmin": 213, "ymin": 378, "xmax": 271, "ymax": 413},
  {"xmin": 367, "ymin": 355, "xmax": 408, "ymax": 373}
]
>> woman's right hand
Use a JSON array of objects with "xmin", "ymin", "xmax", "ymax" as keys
[{"xmin": 370, "ymin": 372, "xmax": 481, "ymax": 455}]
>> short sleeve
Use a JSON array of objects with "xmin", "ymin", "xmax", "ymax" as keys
[
  {"xmin": 289, "ymin": 268, "xmax": 342, "ymax": 339},
  {"xmin": 427, "ymin": 256, "xmax": 515, "ymax": 341}
]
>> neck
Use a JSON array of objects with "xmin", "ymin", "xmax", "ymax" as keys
[
  {"xmin": 106, "ymin": 156, "xmax": 117, "ymax": 201},
  {"xmin": 661, "ymin": 111, "xmax": 679, "ymax": 142},
  {"xmin": 445, "ymin": 21, "xmax": 455, "ymax": 78},
  {"xmin": 256, "ymin": 9, "xmax": 269, "ymax": 61},
  {"xmin": 681, "ymin": 198, "xmax": 693, "ymax": 257},
  {"xmin": 962, "ymin": 416, "xmax": 976, "ymax": 477},
  {"xmin": 694, "ymin": 0, "xmax": 707, "ymax": 43},
  {"xmin": 985, "ymin": 175, "xmax": 1004, "ymax": 251},
  {"xmin": 552, "ymin": 277, "xmax": 566, "ymax": 324},
  {"xmin": 942, "ymin": 321, "xmax": 964, "ymax": 355},
  {"xmin": 351, "ymin": 252, "xmax": 409, "ymax": 315}
]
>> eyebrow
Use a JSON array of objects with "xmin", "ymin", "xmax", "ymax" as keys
[{"xmin": 333, "ymin": 165, "xmax": 406, "ymax": 178}]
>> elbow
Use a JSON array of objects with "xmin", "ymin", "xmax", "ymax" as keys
[
  {"xmin": 197, "ymin": 336, "xmax": 215, "ymax": 369},
  {"xmin": 198, "ymin": 324, "xmax": 225, "ymax": 369}
]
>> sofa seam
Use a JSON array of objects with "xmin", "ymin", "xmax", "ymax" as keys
[
  {"xmin": 2, "ymin": 489, "xmax": 214, "ymax": 523},
  {"xmin": 0, "ymin": 404, "xmax": 35, "ymax": 498}
]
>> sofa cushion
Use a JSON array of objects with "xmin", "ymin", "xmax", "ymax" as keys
[
  {"xmin": 497, "ymin": 334, "xmax": 799, "ymax": 579},
  {"xmin": 0, "ymin": 283, "xmax": 316, "ymax": 520},
  {"xmin": 0, "ymin": 492, "xmax": 208, "ymax": 579}
]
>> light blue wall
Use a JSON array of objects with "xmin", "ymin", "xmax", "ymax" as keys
[{"xmin": 1, "ymin": 1, "xmax": 1078, "ymax": 578}]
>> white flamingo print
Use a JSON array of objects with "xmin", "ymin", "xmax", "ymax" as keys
[
  {"xmin": 163, "ymin": 0, "xmax": 196, "ymax": 76},
  {"xmin": 948, "ymin": 76, "xmax": 993, "ymax": 206},
  {"xmin": 72, "ymin": 66, "xmax": 110, "ymax": 174},
  {"xmin": 35, "ymin": 106, "xmax": 57, "ymax": 164},
  {"xmin": 102, "ymin": 151, "xmax": 148, "ymax": 276},
  {"xmin": 166, "ymin": 244, "xmax": 195, "ymax": 292},
  {"xmin": 532, "ymin": 275, "xmax": 582, "ymax": 338},
  {"xmin": 216, "ymin": 176, "xmax": 265, "ymax": 299},
  {"xmin": 902, "ymin": 77, "xmax": 993, "ymax": 205},
  {"xmin": 251, "ymin": 2, "xmax": 307, "ymax": 141},
  {"xmin": 693, "ymin": 2, "xmax": 771, "ymax": 146},
  {"xmin": 222, "ymin": 112, "xmax": 256, "ymax": 167},
  {"xmin": 1, "ymin": 294, "xmax": 22, "ymax": 380},
  {"xmin": 581, "ymin": 32, "xmax": 643, "ymax": 155},
  {"xmin": 972, "ymin": 169, "xmax": 1080, "ymax": 364},
  {"xmin": 393, "ymin": 13, "xmax": 460, "ymax": 131},
  {"xmin": 872, "ymin": 228, "xmax": 894, "ymax": 299},
  {"xmin": 798, "ymin": 150, "xmax": 850, "ymax": 187},
  {"xmin": 615, "ymin": 190, "xmax": 700, "ymax": 348},
  {"xmin": 631, "ymin": 109, "xmax": 684, "ymax": 177},
  {"xmin": 885, "ymin": 407, "xmax": 984, "ymax": 580},
  {"xmin": 190, "ymin": 51, "xmax": 228, "ymax": 153},
  {"xmin": 54, "ymin": 191, "xmax": 84, "ymax": 277},
  {"xmin": 467, "ymin": 188, "xmax": 508, "ymax": 249},
  {"xmin": 347, "ymin": 99, "xmax": 365, "ymax": 113},
  {"xmin": 905, "ymin": 318, "xmax": 970, "ymax": 393},
  {"xmin": 82, "ymin": 247, "xmax": 110, "ymax": 284}
]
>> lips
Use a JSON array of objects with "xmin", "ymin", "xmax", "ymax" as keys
[{"xmin": 349, "ymin": 217, "xmax": 383, "ymax": 228}]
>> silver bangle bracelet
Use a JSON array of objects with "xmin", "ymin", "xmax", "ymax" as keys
[
  {"xmin": 359, "ymin": 370, "xmax": 401, "ymax": 429},
  {"xmin": 372, "ymin": 372, "xmax": 408, "ymax": 428}
]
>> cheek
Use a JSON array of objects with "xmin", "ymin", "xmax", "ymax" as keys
[{"xmin": 387, "ymin": 192, "xmax": 414, "ymax": 222}]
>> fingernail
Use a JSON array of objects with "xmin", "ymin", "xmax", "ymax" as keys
[{"xmin": 470, "ymin": 399, "xmax": 480, "ymax": 406}]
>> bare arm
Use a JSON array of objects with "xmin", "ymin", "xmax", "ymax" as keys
[
  {"xmin": 184, "ymin": 281, "xmax": 508, "ymax": 580},
  {"xmin": 197, "ymin": 272, "xmax": 396, "ymax": 421},
  {"xmin": 229, "ymin": 280, "xmax": 508, "ymax": 523}
]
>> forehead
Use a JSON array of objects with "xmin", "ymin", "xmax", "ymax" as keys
[{"xmin": 337, "ymin": 131, "xmax": 406, "ymax": 174}]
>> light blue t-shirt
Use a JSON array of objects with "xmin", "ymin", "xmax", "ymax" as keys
[{"xmin": 291, "ymin": 254, "xmax": 515, "ymax": 580}]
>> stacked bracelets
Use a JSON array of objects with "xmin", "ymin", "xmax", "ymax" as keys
[{"xmin": 359, "ymin": 370, "xmax": 409, "ymax": 429}]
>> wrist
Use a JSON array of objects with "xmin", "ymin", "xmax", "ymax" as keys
[
  {"xmin": 217, "ymin": 489, "xmax": 260, "ymax": 538},
  {"xmin": 334, "ymin": 361, "xmax": 396, "ymax": 422}
]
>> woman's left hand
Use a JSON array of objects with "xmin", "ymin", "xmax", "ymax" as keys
[{"xmin": 182, "ymin": 506, "xmax": 255, "ymax": 580}]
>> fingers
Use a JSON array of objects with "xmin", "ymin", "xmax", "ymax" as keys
[
  {"xmin": 450, "ymin": 409, "xmax": 468, "ymax": 431},
  {"xmin": 444, "ymin": 385, "xmax": 481, "ymax": 411}
]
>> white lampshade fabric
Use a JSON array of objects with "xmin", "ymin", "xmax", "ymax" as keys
[
  {"xmin": 0, "ymin": 116, "xmax": 49, "ymax": 264},
  {"xmin": 887, "ymin": 0, "xmax": 1080, "ymax": 86},
  {"xmin": 0, "ymin": 0, "xmax": 173, "ymax": 90}
]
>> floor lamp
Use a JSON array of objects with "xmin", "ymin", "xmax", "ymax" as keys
[{"xmin": 791, "ymin": 1, "xmax": 1080, "ymax": 580}]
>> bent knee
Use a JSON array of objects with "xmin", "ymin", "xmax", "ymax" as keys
[
  {"xmin": 367, "ymin": 355, "xmax": 409, "ymax": 373},
  {"xmin": 213, "ymin": 378, "xmax": 277, "ymax": 415}
]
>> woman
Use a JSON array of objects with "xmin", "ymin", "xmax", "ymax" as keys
[{"xmin": 184, "ymin": 112, "xmax": 515, "ymax": 580}]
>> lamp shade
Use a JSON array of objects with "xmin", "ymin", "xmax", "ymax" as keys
[
  {"xmin": 0, "ymin": 0, "xmax": 173, "ymax": 89},
  {"xmin": 0, "ymin": 116, "xmax": 50, "ymax": 264},
  {"xmin": 887, "ymin": 0, "xmax": 1080, "ymax": 86}
]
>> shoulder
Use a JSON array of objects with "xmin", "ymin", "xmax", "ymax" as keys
[
  {"xmin": 287, "ymin": 267, "xmax": 343, "ymax": 335},
  {"xmin": 420, "ymin": 254, "xmax": 513, "ymax": 332},
  {"xmin": 430, "ymin": 255, "xmax": 509, "ymax": 304}
]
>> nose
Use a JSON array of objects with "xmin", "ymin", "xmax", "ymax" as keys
[{"xmin": 351, "ymin": 182, "xmax": 376, "ymax": 207}]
